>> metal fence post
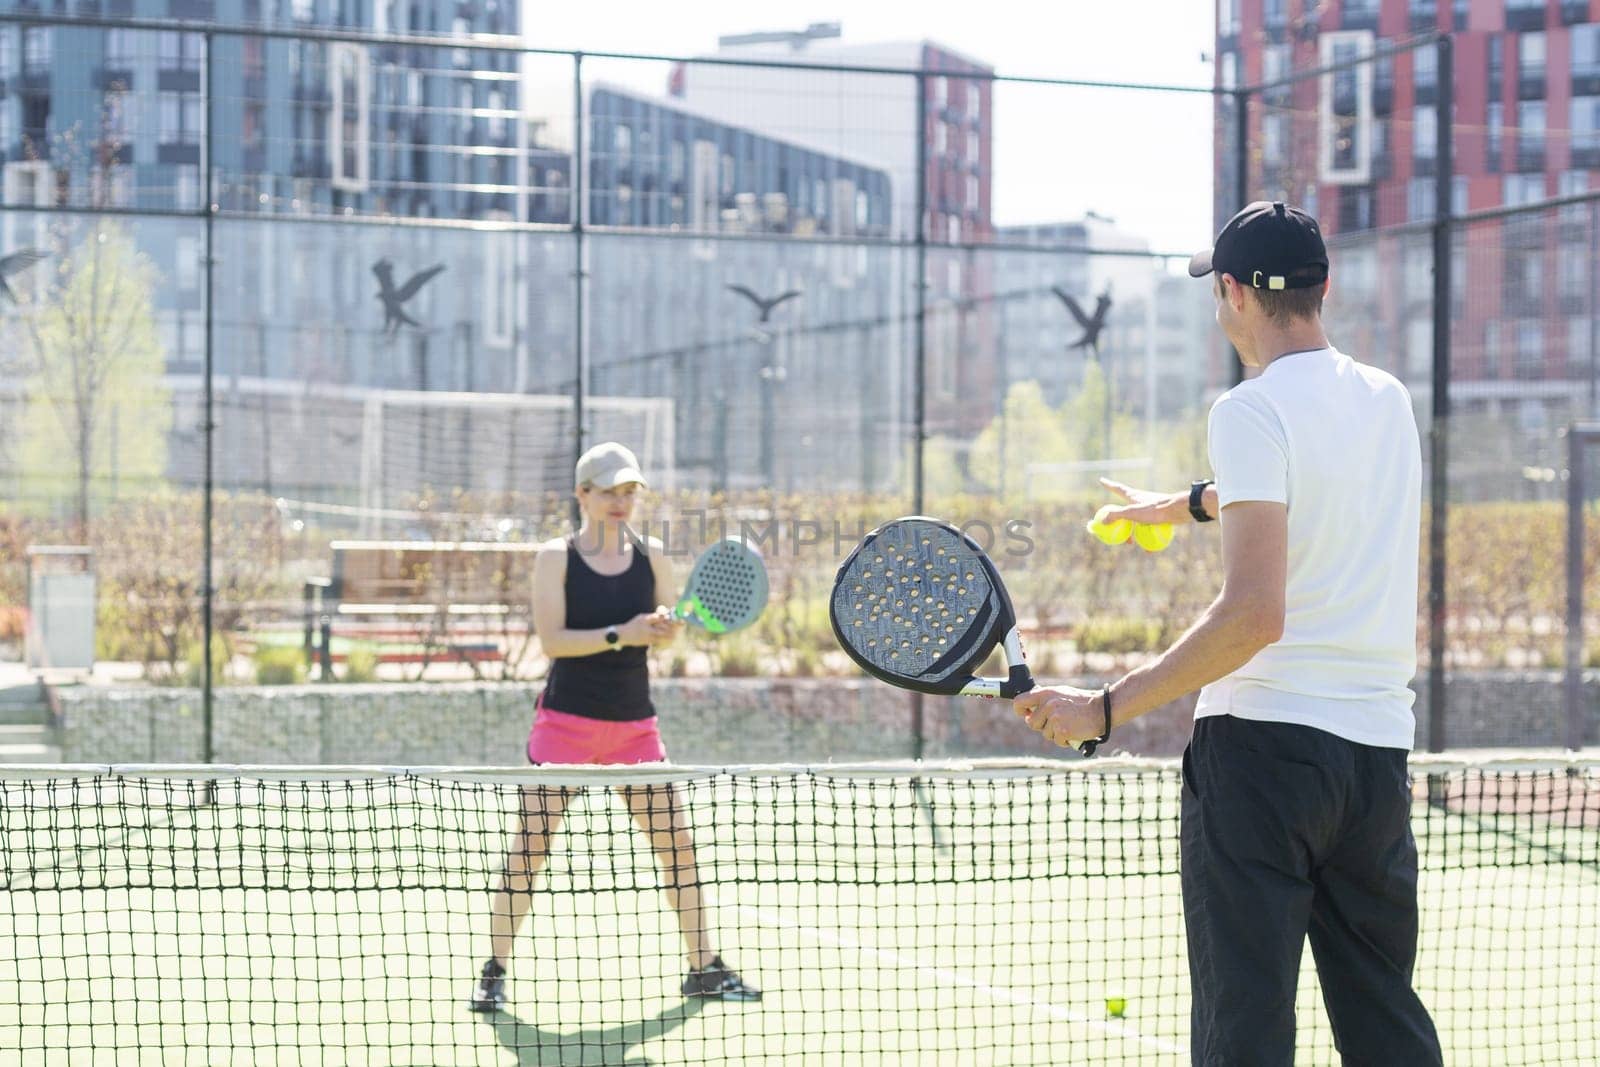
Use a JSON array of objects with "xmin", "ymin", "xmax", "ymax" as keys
[{"xmin": 1427, "ymin": 34, "xmax": 1454, "ymax": 753}]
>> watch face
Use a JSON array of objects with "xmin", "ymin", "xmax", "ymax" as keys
[{"xmin": 605, "ymin": 627, "xmax": 619, "ymax": 644}]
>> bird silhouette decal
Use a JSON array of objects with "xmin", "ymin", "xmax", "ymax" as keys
[
  {"xmin": 725, "ymin": 284, "xmax": 802, "ymax": 322},
  {"xmin": 0, "ymin": 248, "xmax": 49, "ymax": 304},
  {"xmin": 1051, "ymin": 285, "xmax": 1113, "ymax": 352},
  {"xmin": 373, "ymin": 258, "xmax": 447, "ymax": 336}
]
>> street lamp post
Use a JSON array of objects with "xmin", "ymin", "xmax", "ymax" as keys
[{"xmin": 725, "ymin": 283, "xmax": 802, "ymax": 489}]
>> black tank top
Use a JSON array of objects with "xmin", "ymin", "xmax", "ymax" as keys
[{"xmin": 540, "ymin": 535, "xmax": 656, "ymax": 722}]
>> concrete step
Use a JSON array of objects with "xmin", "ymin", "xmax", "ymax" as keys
[{"xmin": 0, "ymin": 724, "xmax": 60, "ymax": 764}]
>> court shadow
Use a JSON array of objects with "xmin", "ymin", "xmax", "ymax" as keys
[{"xmin": 483, "ymin": 998, "xmax": 708, "ymax": 1066}]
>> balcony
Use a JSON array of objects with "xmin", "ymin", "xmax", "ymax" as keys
[
  {"xmin": 1572, "ymin": 143, "xmax": 1600, "ymax": 169},
  {"xmin": 1518, "ymin": 71, "xmax": 1547, "ymax": 101},
  {"xmin": 95, "ymin": 67, "xmax": 135, "ymax": 91},
  {"xmin": 1408, "ymin": 5, "xmax": 1438, "ymax": 33},
  {"xmin": 158, "ymin": 143, "xmax": 201, "ymax": 165},
  {"xmin": 1414, "ymin": 154, "xmax": 1437, "ymax": 178},
  {"xmin": 294, "ymin": 81, "xmax": 332, "ymax": 106},
  {"xmin": 1341, "ymin": 6, "xmax": 1379, "ymax": 31},
  {"xmin": 1563, "ymin": 0, "xmax": 1590, "ymax": 25},
  {"xmin": 1505, "ymin": 4, "xmax": 1547, "ymax": 32},
  {"xmin": 158, "ymin": 69, "xmax": 202, "ymax": 93},
  {"xmin": 1575, "ymin": 72, "xmax": 1600, "ymax": 98},
  {"xmin": 1415, "ymin": 81, "xmax": 1438, "ymax": 107},
  {"xmin": 1517, "ymin": 145, "xmax": 1547, "ymax": 171},
  {"xmin": 169, "ymin": 0, "xmax": 214, "ymax": 16},
  {"xmin": 292, "ymin": 150, "xmax": 329, "ymax": 178}
]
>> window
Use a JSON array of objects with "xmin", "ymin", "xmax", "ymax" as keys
[
  {"xmin": 0, "ymin": 100, "xmax": 13, "ymax": 152},
  {"xmin": 487, "ymin": 89, "xmax": 506, "ymax": 141},
  {"xmin": 935, "ymin": 122, "xmax": 947, "ymax": 155},
  {"xmin": 1518, "ymin": 99, "xmax": 1546, "ymax": 155},
  {"xmin": 1220, "ymin": 51, "xmax": 1238, "ymax": 90},
  {"xmin": 158, "ymin": 32, "xmax": 202, "ymax": 72},
  {"xmin": 176, "ymin": 163, "xmax": 198, "ymax": 210},
  {"xmin": 1504, "ymin": 248, "xmax": 1544, "ymax": 312},
  {"xmin": 1560, "ymin": 243, "xmax": 1588, "ymax": 303},
  {"xmin": 0, "ymin": 29, "xmax": 14, "ymax": 79},
  {"xmin": 1262, "ymin": 43, "xmax": 1290, "ymax": 87},
  {"xmin": 1414, "ymin": 46, "xmax": 1438, "ymax": 92},
  {"xmin": 1520, "ymin": 31, "xmax": 1547, "ymax": 79},
  {"xmin": 1515, "ymin": 321, "xmax": 1543, "ymax": 380},
  {"xmin": 1575, "ymin": 24, "xmax": 1600, "ymax": 77},
  {"xmin": 22, "ymin": 28, "xmax": 50, "ymax": 74},
  {"xmin": 1219, "ymin": 0, "xmax": 1240, "ymax": 36},
  {"xmin": 1264, "ymin": 0, "xmax": 1287, "ymax": 28},
  {"xmin": 175, "ymin": 236, "xmax": 200, "ymax": 292},
  {"xmin": 292, "ymin": 0, "xmax": 315, "ymax": 21},
  {"xmin": 1503, "ymin": 173, "xmax": 1546, "ymax": 204},
  {"xmin": 329, "ymin": 43, "xmax": 370, "ymax": 193},
  {"xmin": 1570, "ymin": 318, "xmax": 1594, "ymax": 375},
  {"xmin": 1488, "ymin": 101, "xmax": 1504, "ymax": 163},
  {"xmin": 1264, "ymin": 113, "xmax": 1288, "ymax": 166},
  {"xmin": 668, "ymin": 141, "xmax": 685, "ymax": 183},
  {"xmin": 1572, "ymin": 96, "xmax": 1600, "ymax": 156},
  {"xmin": 613, "ymin": 124, "xmax": 631, "ymax": 164},
  {"xmin": 159, "ymin": 92, "xmax": 201, "ymax": 145},
  {"xmin": 966, "ymin": 174, "xmax": 978, "ymax": 210},
  {"xmin": 1483, "ymin": 322, "xmax": 1503, "ymax": 379},
  {"xmin": 105, "ymin": 29, "xmax": 135, "ymax": 70},
  {"xmin": 103, "ymin": 89, "xmax": 135, "ymax": 145},
  {"xmin": 1414, "ymin": 107, "xmax": 1437, "ymax": 159},
  {"xmin": 1408, "ymin": 177, "xmax": 1434, "ymax": 221}
]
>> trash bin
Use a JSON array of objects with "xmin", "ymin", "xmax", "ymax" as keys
[{"xmin": 26, "ymin": 547, "xmax": 96, "ymax": 672}]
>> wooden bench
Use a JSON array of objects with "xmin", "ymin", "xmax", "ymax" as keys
[{"xmin": 303, "ymin": 540, "xmax": 539, "ymax": 679}]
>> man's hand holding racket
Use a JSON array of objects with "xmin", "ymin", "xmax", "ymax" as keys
[{"xmin": 1015, "ymin": 686, "xmax": 1114, "ymax": 752}]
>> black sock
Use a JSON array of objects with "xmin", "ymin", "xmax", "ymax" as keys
[{"xmin": 482, "ymin": 958, "xmax": 505, "ymax": 978}]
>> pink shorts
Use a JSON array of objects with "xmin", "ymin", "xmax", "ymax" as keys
[{"xmin": 525, "ymin": 701, "xmax": 667, "ymax": 766}]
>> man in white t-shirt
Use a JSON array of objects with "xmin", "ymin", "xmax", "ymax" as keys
[{"xmin": 1015, "ymin": 201, "xmax": 1443, "ymax": 1066}]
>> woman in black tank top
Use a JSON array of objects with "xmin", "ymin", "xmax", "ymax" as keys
[{"xmin": 471, "ymin": 442, "xmax": 760, "ymax": 1011}]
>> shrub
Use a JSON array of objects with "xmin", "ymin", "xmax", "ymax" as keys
[
  {"xmin": 1075, "ymin": 617, "xmax": 1161, "ymax": 656},
  {"xmin": 254, "ymin": 645, "xmax": 307, "ymax": 686},
  {"xmin": 343, "ymin": 644, "xmax": 381, "ymax": 684}
]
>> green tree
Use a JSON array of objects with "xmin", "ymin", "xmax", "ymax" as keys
[
  {"xmin": 18, "ymin": 223, "xmax": 170, "ymax": 537},
  {"xmin": 965, "ymin": 380, "xmax": 1075, "ymax": 497}
]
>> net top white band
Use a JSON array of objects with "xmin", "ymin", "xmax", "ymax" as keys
[{"xmin": 0, "ymin": 750, "xmax": 1595, "ymax": 786}]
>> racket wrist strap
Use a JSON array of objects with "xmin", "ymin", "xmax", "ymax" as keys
[{"xmin": 1080, "ymin": 684, "xmax": 1112, "ymax": 758}]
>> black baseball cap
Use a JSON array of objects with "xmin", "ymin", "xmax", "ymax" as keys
[{"xmin": 1188, "ymin": 200, "xmax": 1329, "ymax": 291}]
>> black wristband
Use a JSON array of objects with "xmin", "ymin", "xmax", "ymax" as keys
[
  {"xmin": 1189, "ymin": 479, "xmax": 1215, "ymax": 523},
  {"xmin": 1081, "ymin": 684, "xmax": 1112, "ymax": 758}
]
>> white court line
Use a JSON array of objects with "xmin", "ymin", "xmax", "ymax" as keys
[{"xmin": 736, "ymin": 903, "xmax": 1185, "ymax": 1057}]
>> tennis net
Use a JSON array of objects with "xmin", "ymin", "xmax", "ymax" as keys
[{"xmin": 1, "ymin": 755, "xmax": 1595, "ymax": 1065}]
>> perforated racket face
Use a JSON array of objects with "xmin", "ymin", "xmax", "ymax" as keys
[
  {"xmin": 678, "ymin": 538, "xmax": 768, "ymax": 634},
  {"xmin": 830, "ymin": 518, "xmax": 1008, "ymax": 694}
]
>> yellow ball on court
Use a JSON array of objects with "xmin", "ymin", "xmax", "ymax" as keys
[
  {"xmin": 1106, "ymin": 996, "xmax": 1127, "ymax": 1018},
  {"xmin": 1085, "ymin": 507, "xmax": 1132, "ymax": 546},
  {"xmin": 1132, "ymin": 522, "xmax": 1174, "ymax": 553}
]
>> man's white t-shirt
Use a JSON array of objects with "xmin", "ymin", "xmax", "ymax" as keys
[{"xmin": 1195, "ymin": 347, "xmax": 1421, "ymax": 750}]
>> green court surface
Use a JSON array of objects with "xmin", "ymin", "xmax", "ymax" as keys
[{"xmin": 0, "ymin": 767, "xmax": 1595, "ymax": 1065}]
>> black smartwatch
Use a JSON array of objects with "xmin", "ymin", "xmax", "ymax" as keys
[
  {"xmin": 604, "ymin": 626, "xmax": 620, "ymax": 649},
  {"xmin": 1189, "ymin": 479, "xmax": 1215, "ymax": 523}
]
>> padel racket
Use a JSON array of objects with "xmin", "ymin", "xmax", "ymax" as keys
[
  {"xmin": 830, "ymin": 516, "xmax": 1103, "ymax": 756},
  {"xmin": 674, "ymin": 537, "xmax": 768, "ymax": 635}
]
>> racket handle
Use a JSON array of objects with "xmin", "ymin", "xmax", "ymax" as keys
[{"xmin": 997, "ymin": 665, "xmax": 1034, "ymax": 700}]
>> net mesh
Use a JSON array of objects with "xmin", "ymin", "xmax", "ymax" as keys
[{"xmin": 0, "ymin": 757, "xmax": 1595, "ymax": 1065}]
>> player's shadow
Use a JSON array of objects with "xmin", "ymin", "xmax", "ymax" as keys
[{"xmin": 484, "ymin": 998, "xmax": 707, "ymax": 1066}]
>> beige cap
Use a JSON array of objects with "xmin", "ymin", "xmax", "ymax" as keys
[{"xmin": 575, "ymin": 441, "xmax": 648, "ymax": 489}]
